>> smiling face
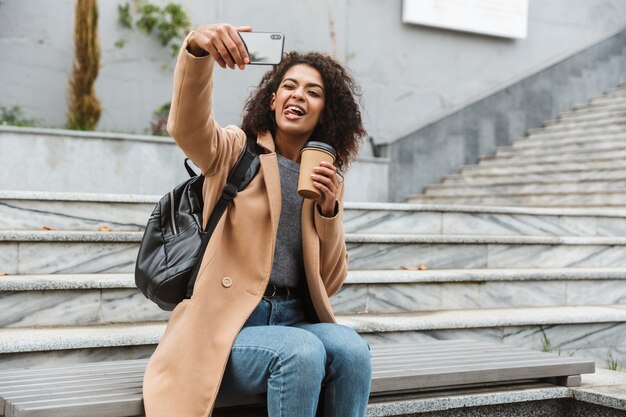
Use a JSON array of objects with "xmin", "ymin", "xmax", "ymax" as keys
[{"xmin": 270, "ymin": 64, "xmax": 325, "ymax": 141}]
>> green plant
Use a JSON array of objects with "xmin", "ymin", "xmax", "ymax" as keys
[
  {"xmin": 540, "ymin": 328, "xmax": 554, "ymax": 353},
  {"xmin": 539, "ymin": 328, "xmax": 567, "ymax": 355},
  {"xmin": 116, "ymin": 0, "xmax": 190, "ymax": 57},
  {"xmin": 608, "ymin": 352, "xmax": 620, "ymax": 371},
  {"xmin": 67, "ymin": 0, "xmax": 101, "ymax": 131},
  {"xmin": 0, "ymin": 106, "xmax": 37, "ymax": 127},
  {"xmin": 149, "ymin": 102, "xmax": 170, "ymax": 136},
  {"xmin": 118, "ymin": 2, "xmax": 132, "ymax": 27}
]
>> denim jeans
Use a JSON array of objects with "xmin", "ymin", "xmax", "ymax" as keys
[{"xmin": 220, "ymin": 296, "xmax": 372, "ymax": 417}]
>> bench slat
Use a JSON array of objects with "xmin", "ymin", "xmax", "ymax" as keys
[
  {"xmin": 371, "ymin": 363, "xmax": 587, "ymax": 393},
  {"xmin": 369, "ymin": 340, "xmax": 515, "ymax": 354},
  {"xmin": 0, "ymin": 368, "xmax": 145, "ymax": 389},
  {"xmin": 370, "ymin": 343, "xmax": 537, "ymax": 357},
  {"xmin": 0, "ymin": 372, "xmax": 144, "ymax": 413},
  {"xmin": 371, "ymin": 352, "xmax": 587, "ymax": 370},
  {"xmin": 0, "ymin": 360, "xmax": 148, "ymax": 380},
  {"xmin": 12, "ymin": 395, "xmax": 144, "ymax": 417},
  {"xmin": 5, "ymin": 381, "xmax": 143, "ymax": 413},
  {"xmin": 369, "ymin": 340, "xmax": 484, "ymax": 350},
  {"xmin": 370, "ymin": 343, "xmax": 562, "ymax": 357},
  {"xmin": 2, "ymin": 378, "xmax": 143, "ymax": 400},
  {"xmin": 8, "ymin": 389, "xmax": 144, "ymax": 417},
  {"xmin": 372, "ymin": 350, "xmax": 554, "ymax": 364},
  {"xmin": 373, "ymin": 357, "xmax": 594, "ymax": 378}
]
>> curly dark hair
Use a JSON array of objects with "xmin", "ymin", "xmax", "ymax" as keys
[{"xmin": 241, "ymin": 51, "xmax": 366, "ymax": 172}]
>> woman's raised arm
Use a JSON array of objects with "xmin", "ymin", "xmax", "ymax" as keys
[{"xmin": 166, "ymin": 24, "xmax": 251, "ymax": 175}]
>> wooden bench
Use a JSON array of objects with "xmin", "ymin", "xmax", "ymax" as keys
[{"xmin": 0, "ymin": 340, "xmax": 594, "ymax": 417}]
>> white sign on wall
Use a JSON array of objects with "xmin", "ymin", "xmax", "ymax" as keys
[{"xmin": 402, "ymin": 0, "xmax": 529, "ymax": 39}]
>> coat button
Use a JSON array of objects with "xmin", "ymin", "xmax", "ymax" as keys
[{"xmin": 222, "ymin": 277, "xmax": 233, "ymax": 288}]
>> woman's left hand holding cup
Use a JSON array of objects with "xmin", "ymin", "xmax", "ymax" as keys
[{"xmin": 312, "ymin": 161, "xmax": 339, "ymax": 217}]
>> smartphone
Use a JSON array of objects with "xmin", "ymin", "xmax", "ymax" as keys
[{"xmin": 238, "ymin": 32, "xmax": 285, "ymax": 65}]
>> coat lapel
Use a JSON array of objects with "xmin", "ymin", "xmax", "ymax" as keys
[{"xmin": 301, "ymin": 199, "xmax": 336, "ymax": 323}]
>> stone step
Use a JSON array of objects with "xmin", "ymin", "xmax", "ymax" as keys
[
  {"xmin": 0, "ymin": 306, "xmax": 623, "ymax": 369},
  {"xmin": 344, "ymin": 305, "xmax": 626, "ymax": 336},
  {"xmin": 345, "ymin": 306, "xmax": 626, "ymax": 365},
  {"xmin": 444, "ymin": 169, "xmax": 626, "ymax": 186},
  {"xmin": 541, "ymin": 116, "xmax": 626, "ymax": 131},
  {"xmin": 525, "ymin": 125, "xmax": 626, "ymax": 139},
  {"xmin": 0, "ymin": 231, "xmax": 139, "ymax": 275},
  {"xmin": 591, "ymin": 94, "xmax": 626, "ymax": 106},
  {"xmin": 575, "ymin": 95, "xmax": 626, "ymax": 111},
  {"xmin": 493, "ymin": 139, "xmax": 626, "ymax": 158},
  {"xmin": 558, "ymin": 105, "xmax": 626, "ymax": 121},
  {"xmin": 537, "ymin": 126, "xmax": 626, "ymax": 141},
  {"xmin": 604, "ymin": 83, "xmax": 626, "ymax": 95},
  {"xmin": 558, "ymin": 101, "xmax": 626, "ymax": 121},
  {"xmin": 0, "ymin": 274, "xmax": 168, "ymax": 329},
  {"xmin": 607, "ymin": 83, "xmax": 626, "ymax": 92},
  {"xmin": 346, "ymin": 234, "xmax": 626, "ymax": 270},
  {"xmin": 0, "ymin": 323, "xmax": 161, "ymax": 370},
  {"xmin": 2, "ymin": 268, "xmax": 625, "ymax": 327},
  {"xmin": 343, "ymin": 203, "xmax": 626, "ymax": 237},
  {"xmin": 460, "ymin": 159, "xmax": 625, "ymax": 176},
  {"xmin": 0, "ymin": 191, "xmax": 155, "ymax": 232},
  {"xmin": 5, "ymin": 231, "xmax": 626, "ymax": 274},
  {"xmin": 512, "ymin": 132, "xmax": 626, "ymax": 150},
  {"xmin": 593, "ymin": 85, "xmax": 626, "ymax": 97},
  {"xmin": 425, "ymin": 180, "xmax": 626, "ymax": 197},
  {"xmin": 478, "ymin": 148, "xmax": 626, "ymax": 166},
  {"xmin": 7, "ymin": 192, "xmax": 626, "ymax": 237},
  {"xmin": 405, "ymin": 192, "xmax": 626, "ymax": 207},
  {"xmin": 567, "ymin": 99, "xmax": 626, "ymax": 117},
  {"xmin": 338, "ymin": 268, "xmax": 626, "ymax": 314}
]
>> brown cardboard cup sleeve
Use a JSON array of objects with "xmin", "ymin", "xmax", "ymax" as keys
[{"xmin": 297, "ymin": 141, "xmax": 337, "ymax": 199}]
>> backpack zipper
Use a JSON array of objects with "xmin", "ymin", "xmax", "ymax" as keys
[{"xmin": 169, "ymin": 190, "xmax": 178, "ymax": 235}]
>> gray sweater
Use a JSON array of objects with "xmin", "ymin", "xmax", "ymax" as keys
[{"xmin": 269, "ymin": 154, "xmax": 305, "ymax": 289}]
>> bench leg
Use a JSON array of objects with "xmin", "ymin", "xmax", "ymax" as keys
[{"xmin": 546, "ymin": 374, "xmax": 582, "ymax": 387}]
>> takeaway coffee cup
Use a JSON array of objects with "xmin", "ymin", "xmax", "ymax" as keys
[{"xmin": 298, "ymin": 141, "xmax": 337, "ymax": 200}]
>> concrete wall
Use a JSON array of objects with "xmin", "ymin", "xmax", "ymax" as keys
[
  {"xmin": 0, "ymin": 126, "xmax": 389, "ymax": 201},
  {"xmin": 1, "ymin": 0, "xmax": 625, "ymax": 146}
]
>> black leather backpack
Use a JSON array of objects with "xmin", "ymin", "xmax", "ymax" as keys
[{"xmin": 135, "ymin": 135, "xmax": 261, "ymax": 310}]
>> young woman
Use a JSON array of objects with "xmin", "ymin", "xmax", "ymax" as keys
[{"xmin": 143, "ymin": 23, "xmax": 371, "ymax": 417}]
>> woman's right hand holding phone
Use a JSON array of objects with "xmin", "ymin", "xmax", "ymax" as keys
[{"xmin": 187, "ymin": 23, "xmax": 252, "ymax": 70}]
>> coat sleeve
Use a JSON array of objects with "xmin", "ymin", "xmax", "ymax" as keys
[
  {"xmin": 313, "ymin": 181, "xmax": 348, "ymax": 297},
  {"xmin": 166, "ymin": 32, "xmax": 245, "ymax": 176}
]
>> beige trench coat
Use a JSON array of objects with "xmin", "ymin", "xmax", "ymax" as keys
[{"xmin": 142, "ymin": 36, "xmax": 348, "ymax": 417}]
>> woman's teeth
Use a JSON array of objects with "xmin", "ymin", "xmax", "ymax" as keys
[{"xmin": 286, "ymin": 106, "xmax": 304, "ymax": 115}]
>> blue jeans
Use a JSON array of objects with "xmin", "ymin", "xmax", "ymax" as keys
[{"xmin": 220, "ymin": 296, "xmax": 372, "ymax": 417}]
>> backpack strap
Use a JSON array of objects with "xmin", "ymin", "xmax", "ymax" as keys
[
  {"xmin": 183, "ymin": 159, "xmax": 198, "ymax": 178},
  {"xmin": 185, "ymin": 134, "xmax": 261, "ymax": 298}
]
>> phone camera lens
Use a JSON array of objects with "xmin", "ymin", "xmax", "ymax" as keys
[{"xmin": 271, "ymin": 34, "xmax": 282, "ymax": 40}]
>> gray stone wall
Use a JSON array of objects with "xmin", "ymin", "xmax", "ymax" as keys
[
  {"xmin": 1, "ymin": 0, "xmax": 625, "ymax": 145},
  {"xmin": 0, "ymin": 126, "xmax": 389, "ymax": 200}
]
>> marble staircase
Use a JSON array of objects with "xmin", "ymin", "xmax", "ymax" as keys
[
  {"xmin": 390, "ymin": 84, "xmax": 626, "ymax": 370},
  {"xmin": 407, "ymin": 83, "xmax": 626, "ymax": 207},
  {"xmin": 1, "ymin": 192, "xmax": 625, "ymax": 370}
]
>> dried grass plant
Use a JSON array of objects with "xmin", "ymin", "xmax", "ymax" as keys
[{"xmin": 67, "ymin": 0, "xmax": 101, "ymax": 130}]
